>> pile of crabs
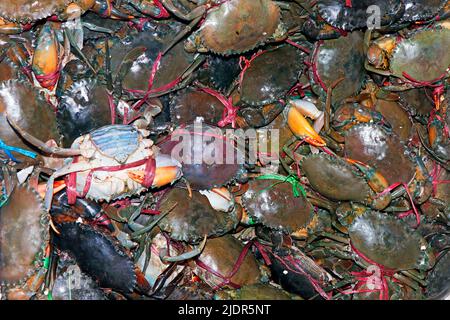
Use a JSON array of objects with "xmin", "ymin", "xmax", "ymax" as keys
[{"xmin": 0, "ymin": 0, "xmax": 449, "ymax": 300}]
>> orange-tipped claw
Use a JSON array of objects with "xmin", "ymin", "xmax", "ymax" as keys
[
  {"xmin": 32, "ymin": 23, "xmax": 61, "ymax": 91},
  {"xmin": 37, "ymin": 180, "xmax": 66, "ymax": 199},
  {"xmin": 346, "ymin": 158, "xmax": 389, "ymax": 193},
  {"xmin": 287, "ymin": 106, "xmax": 326, "ymax": 147},
  {"xmin": 428, "ymin": 125, "xmax": 438, "ymax": 146},
  {"xmin": 128, "ymin": 166, "xmax": 181, "ymax": 188}
]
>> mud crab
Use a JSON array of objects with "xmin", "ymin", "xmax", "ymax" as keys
[
  {"xmin": 162, "ymin": 0, "xmax": 288, "ymax": 55},
  {"xmin": 190, "ymin": 235, "xmax": 262, "ymax": 290},
  {"xmin": 306, "ymin": 210, "xmax": 436, "ymax": 299},
  {"xmin": 365, "ymin": 25, "xmax": 450, "ymax": 87},
  {"xmin": 57, "ymin": 79, "xmax": 112, "ymax": 147},
  {"xmin": 239, "ymin": 45, "xmax": 306, "ymax": 107},
  {"xmin": 157, "ymin": 187, "xmax": 240, "ymax": 243},
  {"xmin": 241, "ymin": 176, "xmax": 314, "ymax": 236},
  {"xmin": 53, "ymin": 221, "xmax": 146, "ymax": 294},
  {"xmin": 0, "ymin": 80, "xmax": 60, "ymax": 163},
  {"xmin": 344, "ymin": 124, "xmax": 432, "ymax": 204},
  {"xmin": 315, "ymin": 0, "xmax": 405, "ymax": 31},
  {"xmin": 300, "ymin": 153, "xmax": 392, "ymax": 210},
  {"xmin": 6, "ymin": 118, "xmax": 183, "ymax": 209},
  {"xmin": 169, "ymin": 87, "xmax": 228, "ymax": 127},
  {"xmin": 0, "ymin": 167, "xmax": 50, "ymax": 299},
  {"xmin": 0, "ymin": 0, "xmax": 134, "ymax": 34},
  {"xmin": 106, "ymin": 27, "xmax": 198, "ymax": 96},
  {"xmin": 158, "ymin": 121, "xmax": 247, "ymax": 190},
  {"xmin": 309, "ymin": 31, "xmax": 366, "ymax": 105},
  {"xmin": 348, "ymin": 211, "xmax": 435, "ymax": 271}
]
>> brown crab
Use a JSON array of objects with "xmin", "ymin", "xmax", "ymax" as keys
[
  {"xmin": 300, "ymin": 153, "xmax": 392, "ymax": 210},
  {"xmin": 365, "ymin": 25, "xmax": 450, "ymax": 88},
  {"xmin": 344, "ymin": 123, "xmax": 432, "ymax": 204},
  {"xmin": 157, "ymin": 187, "xmax": 240, "ymax": 243},
  {"xmin": 241, "ymin": 176, "xmax": 314, "ymax": 236},
  {"xmin": 162, "ymin": 0, "xmax": 287, "ymax": 55},
  {"xmin": 0, "ymin": 168, "xmax": 50, "ymax": 299},
  {"xmin": 190, "ymin": 235, "xmax": 262, "ymax": 290},
  {"xmin": 0, "ymin": 80, "xmax": 60, "ymax": 163},
  {"xmin": 0, "ymin": 0, "xmax": 93, "ymax": 34}
]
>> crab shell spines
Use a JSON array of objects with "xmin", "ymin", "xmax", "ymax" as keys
[
  {"xmin": 399, "ymin": 0, "xmax": 447, "ymax": 23},
  {"xmin": 0, "ymin": 0, "xmax": 92, "ymax": 23}
]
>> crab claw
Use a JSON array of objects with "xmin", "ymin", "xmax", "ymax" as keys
[
  {"xmin": 287, "ymin": 105, "xmax": 326, "ymax": 147},
  {"xmin": 347, "ymin": 159, "xmax": 391, "ymax": 210},
  {"xmin": 32, "ymin": 23, "xmax": 61, "ymax": 91},
  {"xmin": 128, "ymin": 154, "xmax": 182, "ymax": 188},
  {"xmin": 347, "ymin": 160, "xmax": 389, "ymax": 193},
  {"xmin": 37, "ymin": 180, "xmax": 66, "ymax": 199},
  {"xmin": 91, "ymin": 0, "xmax": 134, "ymax": 19},
  {"xmin": 161, "ymin": 235, "xmax": 207, "ymax": 263},
  {"xmin": 199, "ymin": 188, "xmax": 234, "ymax": 212}
]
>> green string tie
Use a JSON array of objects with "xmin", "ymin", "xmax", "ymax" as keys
[
  {"xmin": 43, "ymin": 256, "xmax": 50, "ymax": 269},
  {"xmin": 0, "ymin": 193, "xmax": 7, "ymax": 208},
  {"xmin": 256, "ymin": 174, "xmax": 307, "ymax": 198}
]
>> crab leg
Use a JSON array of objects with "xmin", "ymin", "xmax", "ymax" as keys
[
  {"xmin": 6, "ymin": 114, "xmax": 82, "ymax": 157},
  {"xmin": 64, "ymin": 28, "xmax": 96, "ymax": 74},
  {"xmin": 1, "ymin": 164, "xmax": 17, "ymax": 196},
  {"xmin": 44, "ymin": 162, "xmax": 99, "ymax": 211},
  {"xmin": 324, "ymin": 77, "xmax": 345, "ymax": 133},
  {"xmin": 131, "ymin": 203, "xmax": 177, "ymax": 238},
  {"xmin": 151, "ymin": 262, "xmax": 183, "ymax": 295},
  {"xmin": 161, "ymin": 15, "xmax": 203, "ymax": 55},
  {"xmin": 161, "ymin": 235, "xmax": 208, "ymax": 263},
  {"xmin": 81, "ymin": 22, "xmax": 114, "ymax": 34},
  {"xmin": 160, "ymin": 0, "xmax": 206, "ymax": 21}
]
